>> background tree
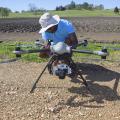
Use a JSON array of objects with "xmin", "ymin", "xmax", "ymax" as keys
[
  {"xmin": 0, "ymin": 7, "xmax": 10, "ymax": 18},
  {"xmin": 65, "ymin": 1, "xmax": 76, "ymax": 9},
  {"xmin": 56, "ymin": 6, "xmax": 66, "ymax": 11},
  {"xmin": 87, "ymin": 4, "xmax": 94, "ymax": 10},
  {"xmin": 114, "ymin": 7, "xmax": 119, "ymax": 14},
  {"xmin": 15, "ymin": 11, "xmax": 19, "ymax": 13},
  {"xmin": 28, "ymin": 3, "xmax": 38, "ymax": 12},
  {"xmin": 99, "ymin": 4, "xmax": 104, "ymax": 10},
  {"xmin": 58, "ymin": 1, "xmax": 104, "ymax": 11},
  {"xmin": 75, "ymin": 4, "xmax": 82, "ymax": 10},
  {"xmin": 28, "ymin": 3, "xmax": 46, "ymax": 15},
  {"xmin": 82, "ymin": 2, "xmax": 89, "ymax": 9}
]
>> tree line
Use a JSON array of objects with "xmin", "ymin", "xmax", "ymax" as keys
[
  {"xmin": 0, "ymin": 1, "xmax": 119, "ymax": 18},
  {"xmin": 56, "ymin": 1, "xmax": 104, "ymax": 11}
]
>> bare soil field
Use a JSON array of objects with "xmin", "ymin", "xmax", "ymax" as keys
[
  {"xmin": 0, "ymin": 17, "xmax": 120, "ymax": 43},
  {"xmin": 0, "ymin": 32, "xmax": 120, "ymax": 43},
  {"xmin": 0, "ymin": 17, "xmax": 120, "ymax": 120},
  {"xmin": 0, "ymin": 17, "xmax": 120, "ymax": 33}
]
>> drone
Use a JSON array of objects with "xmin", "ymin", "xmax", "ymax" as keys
[{"xmin": 12, "ymin": 39, "xmax": 109, "ymax": 93}]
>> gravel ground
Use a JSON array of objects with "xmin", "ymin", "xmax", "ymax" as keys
[{"xmin": 0, "ymin": 61, "xmax": 120, "ymax": 120}]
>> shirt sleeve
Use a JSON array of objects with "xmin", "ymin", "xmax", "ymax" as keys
[
  {"xmin": 41, "ymin": 32, "xmax": 48, "ymax": 41},
  {"xmin": 63, "ymin": 20, "xmax": 75, "ymax": 34}
]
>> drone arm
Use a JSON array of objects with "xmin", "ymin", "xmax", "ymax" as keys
[
  {"xmin": 72, "ymin": 49, "xmax": 93, "ymax": 54},
  {"xmin": 72, "ymin": 49, "xmax": 109, "ymax": 58},
  {"xmin": 13, "ymin": 49, "xmax": 50, "ymax": 55},
  {"xmin": 93, "ymin": 51, "xmax": 108, "ymax": 56}
]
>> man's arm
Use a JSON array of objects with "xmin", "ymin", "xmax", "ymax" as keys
[{"xmin": 65, "ymin": 32, "xmax": 78, "ymax": 49}]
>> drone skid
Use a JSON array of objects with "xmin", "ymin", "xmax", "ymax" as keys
[
  {"xmin": 67, "ymin": 58, "xmax": 89, "ymax": 89},
  {"xmin": 29, "ymin": 53, "xmax": 89, "ymax": 93},
  {"xmin": 71, "ymin": 70, "xmax": 88, "ymax": 88}
]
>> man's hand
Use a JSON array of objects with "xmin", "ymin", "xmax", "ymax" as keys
[{"xmin": 65, "ymin": 32, "xmax": 78, "ymax": 49}]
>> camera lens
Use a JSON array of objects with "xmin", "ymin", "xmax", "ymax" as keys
[{"xmin": 55, "ymin": 69, "xmax": 67, "ymax": 79}]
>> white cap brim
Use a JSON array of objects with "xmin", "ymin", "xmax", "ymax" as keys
[{"xmin": 39, "ymin": 15, "xmax": 60, "ymax": 33}]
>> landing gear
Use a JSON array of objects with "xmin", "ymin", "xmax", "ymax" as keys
[{"xmin": 68, "ymin": 58, "xmax": 88, "ymax": 89}]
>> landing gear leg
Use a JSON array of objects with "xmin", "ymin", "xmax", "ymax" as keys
[{"xmin": 69, "ymin": 58, "xmax": 89, "ymax": 89}]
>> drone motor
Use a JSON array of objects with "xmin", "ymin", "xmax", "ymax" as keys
[{"xmin": 50, "ymin": 42, "xmax": 71, "ymax": 55}]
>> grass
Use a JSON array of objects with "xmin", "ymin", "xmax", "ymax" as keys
[
  {"xmin": 0, "ymin": 41, "xmax": 47, "ymax": 63},
  {"xmin": 9, "ymin": 12, "xmax": 43, "ymax": 18},
  {"xmin": 50, "ymin": 9, "xmax": 120, "ymax": 17},
  {"xmin": 73, "ymin": 42, "xmax": 120, "ymax": 63},
  {"xmin": 0, "ymin": 9, "xmax": 120, "ymax": 18},
  {"xmin": 0, "ymin": 41, "xmax": 120, "ymax": 63}
]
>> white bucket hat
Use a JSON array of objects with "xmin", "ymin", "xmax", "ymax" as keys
[{"xmin": 39, "ymin": 12, "xmax": 60, "ymax": 33}]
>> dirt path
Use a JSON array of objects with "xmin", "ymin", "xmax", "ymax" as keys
[
  {"xmin": 0, "ymin": 61, "xmax": 120, "ymax": 120},
  {"xmin": 0, "ymin": 32, "xmax": 120, "ymax": 43},
  {"xmin": 0, "ymin": 32, "xmax": 39, "ymax": 42}
]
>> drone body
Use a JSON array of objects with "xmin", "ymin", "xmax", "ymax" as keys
[{"xmin": 12, "ymin": 40, "xmax": 110, "ymax": 93}]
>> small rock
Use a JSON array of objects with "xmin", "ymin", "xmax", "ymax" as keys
[
  {"xmin": 79, "ymin": 111, "xmax": 85, "ymax": 116},
  {"xmin": 48, "ymin": 105, "xmax": 63, "ymax": 113},
  {"xmin": 99, "ymin": 113, "xmax": 102, "ymax": 117},
  {"xmin": 68, "ymin": 114, "xmax": 73, "ymax": 118},
  {"xmin": 48, "ymin": 107, "xmax": 54, "ymax": 112},
  {"xmin": 41, "ymin": 114, "xmax": 44, "ymax": 118},
  {"xmin": 21, "ymin": 117, "xmax": 25, "ymax": 120},
  {"xmin": 27, "ymin": 113, "xmax": 32, "ymax": 116}
]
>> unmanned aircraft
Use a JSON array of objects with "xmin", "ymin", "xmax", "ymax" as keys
[{"xmin": 12, "ymin": 39, "xmax": 109, "ymax": 93}]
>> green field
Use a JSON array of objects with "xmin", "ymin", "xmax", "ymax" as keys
[
  {"xmin": 1, "ymin": 9, "xmax": 120, "ymax": 18},
  {"xmin": 51, "ymin": 9, "xmax": 120, "ymax": 17},
  {"xmin": 0, "ymin": 42, "xmax": 120, "ymax": 63}
]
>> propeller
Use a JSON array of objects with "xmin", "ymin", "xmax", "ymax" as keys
[{"xmin": 13, "ymin": 47, "xmax": 49, "ymax": 56}]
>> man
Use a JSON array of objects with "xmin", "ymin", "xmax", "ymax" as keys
[
  {"xmin": 38, "ymin": 13, "xmax": 78, "ymax": 77},
  {"xmin": 39, "ymin": 12, "xmax": 78, "ymax": 47},
  {"xmin": 38, "ymin": 12, "xmax": 78, "ymax": 57}
]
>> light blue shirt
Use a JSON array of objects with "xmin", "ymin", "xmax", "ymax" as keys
[{"xmin": 41, "ymin": 19, "xmax": 75, "ymax": 44}]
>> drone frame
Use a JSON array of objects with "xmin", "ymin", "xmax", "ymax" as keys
[{"xmin": 12, "ymin": 40, "xmax": 109, "ymax": 93}]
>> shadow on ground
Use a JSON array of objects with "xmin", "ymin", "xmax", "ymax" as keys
[{"xmin": 67, "ymin": 63, "xmax": 120, "ymax": 108}]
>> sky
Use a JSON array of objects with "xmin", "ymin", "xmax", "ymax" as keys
[{"xmin": 0, "ymin": 0, "xmax": 120, "ymax": 12}]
